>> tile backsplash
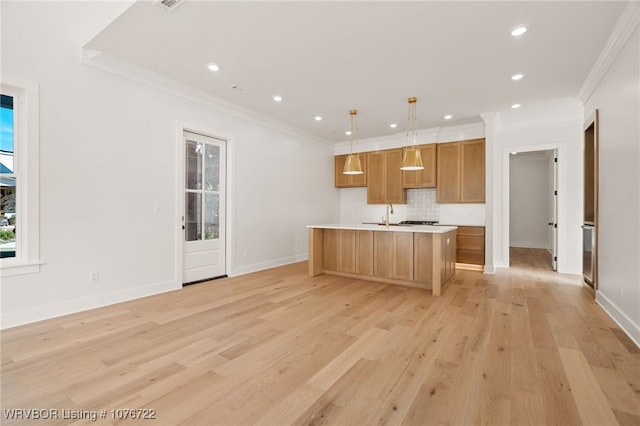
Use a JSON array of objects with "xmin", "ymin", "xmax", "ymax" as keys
[{"xmin": 407, "ymin": 188, "xmax": 439, "ymax": 221}]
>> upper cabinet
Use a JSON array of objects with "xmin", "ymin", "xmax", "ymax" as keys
[
  {"xmin": 437, "ymin": 139, "xmax": 485, "ymax": 203},
  {"xmin": 367, "ymin": 148, "xmax": 406, "ymax": 204},
  {"xmin": 402, "ymin": 143, "xmax": 437, "ymax": 188},
  {"xmin": 335, "ymin": 154, "xmax": 367, "ymax": 188}
]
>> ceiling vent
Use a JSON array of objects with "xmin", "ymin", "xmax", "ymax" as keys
[{"xmin": 153, "ymin": 0, "xmax": 185, "ymax": 13}]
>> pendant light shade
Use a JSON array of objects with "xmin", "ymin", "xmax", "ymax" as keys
[
  {"xmin": 401, "ymin": 147, "xmax": 424, "ymax": 170},
  {"xmin": 343, "ymin": 153, "xmax": 363, "ymax": 175},
  {"xmin": 343, "ymin": 109, "xmax": 364, "ymax": 175},
  {"xmin": 401, "ymin": 97, "xmax": 424, "ymax": 171}
]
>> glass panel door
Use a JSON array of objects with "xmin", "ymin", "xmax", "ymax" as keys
[{"xmin": 183, "ymin": 131, "xmax": 226, "ymax": 283}]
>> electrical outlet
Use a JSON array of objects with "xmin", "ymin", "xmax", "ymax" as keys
[
  {"xmin": 89, "ymin": 272, "xmax": 99, "ymax": 283},
  {"xmin": 243, "ymin": 249, "xmax": 248, "ymax": 258}
]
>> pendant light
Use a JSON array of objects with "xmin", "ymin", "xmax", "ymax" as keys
[
  {"xmin": 400, "ymin": 97, "xmax": 424, "ymax": 171},
  {"xmin": 343, "ymin": 109, "xmax": 363, "ymax": 175}
]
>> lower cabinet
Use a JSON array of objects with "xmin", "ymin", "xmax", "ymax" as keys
[
  {"xmin": 456, "ymin": 226, "xmax": 485, "ymax": 266},
  {"xmin": 323, "ymin": 229, "xmax": 373, "ymax": 275},
  {"xmin": 373, "ymin": 231, "xmax": 414, "ymax": 280},
  {"xmin": 310, "ymin": 227, "xmax": 457, "ymax": 296}
]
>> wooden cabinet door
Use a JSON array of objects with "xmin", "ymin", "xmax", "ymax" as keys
[
  {"xmin": 403, "ymin": 144, "xmax": 437, "ymax": 188},
  {"xmin": 460, "ymin": 139, "xmax": 485, "ymax": 202},
  {"xmin": 385, "ymin": 149, "xmax": 406, "ymax": 204},
  {"xmin": 323, "ymin": 229, "xmax": 340, "ymax": 271},
  {"xmin": 374, "ymin": 231, "xmax": 413, "ymax": 280},
  {"xmin": 355, "ymin": 230, "xmax": 373, "ymax": 276},
  {"xmin": 335, "ymin": 154, "xmax": 367, "ymax": 188},
  {"xmin": 456, "ymin": 226, "xmax": 485, "ymax": 265},
  {"xmin": 334, "ymin": 155, "xmax": 350, "ymax": 188},
  {"xmin": 367, "ymin": 151, "xmax": 386, "ymax": 204},
  {"xmin": 322, "ymin": 229, "xmax": 356, "ymax": 273},
  {"xmin": 436, "ymin": 142, "xmax": 461, "ymax": 203},
  {"xmin": 339, "ymin": 230, "xmax": 357, "ymax": 273},
  {"xmin": 367, "ymin": 149, "xmax": 406, "ymax": 204},
  {"xmin": 413, "ymin": 232, "xmax": 433, "ymax": 284}
]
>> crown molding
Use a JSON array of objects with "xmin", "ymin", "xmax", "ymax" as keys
[
  {"xmin": 81, "ymin": 49, "xmax": 334, "ymax": 150},
  {"xmin": 334, "ymin": 121, "xmax": 485, "ymax": 155},
  {"xmin": 498, "ymin": 112, "xmax": 583, "ymax": 132},
  {"xmin": 577, "ymin": 1, "xmax": 640, "ymax": 102}
]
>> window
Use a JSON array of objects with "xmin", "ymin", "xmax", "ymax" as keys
[
  {"xmin": 1, "ymin": 94, "xmax": 16, "ymax": 259},
  {"xmin": 0, "ymin": 80, "xmax": 40, "ymax": 276}
]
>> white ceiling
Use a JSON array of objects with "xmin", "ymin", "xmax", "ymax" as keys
[{"xmin": 85, "ymin": 1, "xmax": 627, "ymax": 142}]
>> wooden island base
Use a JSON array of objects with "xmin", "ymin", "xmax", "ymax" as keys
[{"xmin": 308, "ymin": 226, "xmax": 457, "ymax": 296}]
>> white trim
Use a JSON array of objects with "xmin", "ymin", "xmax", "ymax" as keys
[
  {"xmin": 509, "ymin": 242, "xmax": 551, "ymax": 250},
  {"xmin": 498, "ymin": 113, "xmax": 583, "ymax": 131},
  {"xmin": 483, "ymin": 264, "xmax": 496, "ymax": 274},
  {"xmin": 334, "ymin": 122, "xmax": 485, "ymax": 155},
  {"xmin": 596, "ymin": 291, "xmax": 640, "ymax": 349},
  {"xmin": 577, "ymin": 1, "xmax": 640, "ymax": 102},
  {"xmin": 0, "ymin": 78, "xmax": 40, "ymax": 276},
  {"xmin": 82, "ymin": 50, "xmax": 332, "ymax": 150},
  {"xmin": 0, "ymin": 261, "xmax": 43, "ymax": 278},
  {"xmin": 232, "ymin": 254, "xmax": 308, "ymax": 277},
  {"xmin": 1, "ymin": 279, "xmax": 178, "ymax": 330},
  {"xmin": 502, "ymin": 142, "xmax": 566, "ymax": 272},
  {"xmin": 175, "ymin": 121, "xmax": 234, "ymax": 285}
]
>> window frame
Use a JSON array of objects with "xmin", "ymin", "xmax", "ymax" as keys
[{"xmin": 0, "ymin": 79, "xmax": 40, "ymax": 277}]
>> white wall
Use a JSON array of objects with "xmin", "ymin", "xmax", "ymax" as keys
[
  {"xmin": 509, "ymin": 151, "xmax": 552, "ymax": 249},
  {"xmin": 484, "ymin": 100, "xmax": 584, "ymax": 274},
  {"xmin": 1, "ymin": 1, "xmax": 339, "ymax": 328},
  {"xmin": 585, "ymin": 26, "xmax": 639, "ymax": 345}
]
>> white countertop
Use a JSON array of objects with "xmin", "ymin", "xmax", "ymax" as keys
[{"xmin": 307, "ymin": 223, "xmax": 458, "ymax": 233}]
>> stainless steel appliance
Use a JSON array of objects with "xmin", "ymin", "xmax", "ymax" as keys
[{"xmin": 582, "ymin": 223, "xmax": 595, "ymax": 288}]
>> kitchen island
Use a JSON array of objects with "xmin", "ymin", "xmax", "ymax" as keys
[{"xmin": 307, "ymin": 224, "xmax": 457, "ymax": 296}]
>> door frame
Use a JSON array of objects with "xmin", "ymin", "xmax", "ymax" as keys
[
  {"xmin": 175, "ymin": 121, "xmax": 234, "ymax": 285},
  {"xmin": 583, "ymin": 109, "xmax": 599, "ymax": 291},
  {"xmin": 502, "ymin": 142, "xmax": 563, "ymax": 271}
]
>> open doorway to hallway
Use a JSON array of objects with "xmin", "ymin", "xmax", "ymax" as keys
[{"xmin": 509, "ymin": 149, "xmax": 557, "ymax": 271}]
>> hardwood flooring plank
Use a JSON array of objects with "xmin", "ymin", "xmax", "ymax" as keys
[
  {"xmin": 1, "ymin": 252, "xmax": 638, "ymax": 426},
  {"xmin": 558, "ymin": 347, "xmax": 619, "ymax": 425},
  {"xmin": 307, "ymin": 326, "xmax": 387, "ymax": 391}
]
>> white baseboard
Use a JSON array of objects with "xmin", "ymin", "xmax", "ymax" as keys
[
  {"xmin": 509, "ymin": 242, "xmax": 551, "ymax": 250},
  {"xmin": 596, "ymin": 291, "xmax": 640, "ymax": 348},
  {"xmin": 484, "ymin": 264, "xmax": 496, "ymax": 274},
  {"xmin": 231, "ymin": 253, "xmax": 308, "ymax": 277},
  {"xmin": 1, "ymin": 279, "xmax": 180, "ymax": 330}
]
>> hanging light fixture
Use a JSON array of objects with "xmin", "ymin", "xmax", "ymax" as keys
[
  {"xmin": 400, "ymin": 96, "xmax": 424, "ymax": 170},
  {"xmin": 343, "ymin": 109, "xmax": 363, "ymax": 175}
]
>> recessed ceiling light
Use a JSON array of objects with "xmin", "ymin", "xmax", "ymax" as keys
[
  {"xmin": 314, "ymin": 116, "xmax": 322, "ymax": 121},
  {"xmin": 444, "ymin": 115, "xmax": 452, "ymax": 120},
  {"xmin": 511, "ymin": 103, "xmax": 521, "ymax": 109},
  {"xmin": 511, "ymin": 152, "xmax": 517, "ymax": 155},
  {"xmin": 389, "ymin": 123, "xmax": 398, "ymax": 128},
  {"xmin": 510, "ymin": 25, "xmax": 528, "ymax": 37},
  {"xmin": 511, "ymin": 73, "xmax": 525, "ymax": 81},
  {"xmin": 345, "ymin": 131, "xmax": 352, "ymax": 135},
  {"xmin": 207, "ymin": 63, "xmax": 221, "ymax": 72},
  {"xmin": 273, "ymin": 95, "xmax": 283, "ymax": 102}
]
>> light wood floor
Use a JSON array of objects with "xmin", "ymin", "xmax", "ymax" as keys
[{"xmin": 2, "ymin": 250, "xmax": 639, "ymax": 425}]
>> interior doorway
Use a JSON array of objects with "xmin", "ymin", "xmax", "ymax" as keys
[{"xmin": 509, "ymin": 149, "xmax": 558, "ymax": 271}]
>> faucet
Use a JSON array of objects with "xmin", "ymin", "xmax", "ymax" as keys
[{"xmin": 385, "ymin": 202, "xmax": 394, "ymax": 227}]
